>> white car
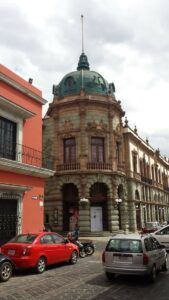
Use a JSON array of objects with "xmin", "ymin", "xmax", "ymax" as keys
[
  {"xmin": 102, "ymin": 234, "xmax": 167, "ymax": 282},
  {"xmin": 152, "ymin": 225, "xmax": 169, "ymax": 250}
]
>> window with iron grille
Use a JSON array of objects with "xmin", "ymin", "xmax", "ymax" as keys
[
  {"xmin": 0, "ymin": 117, "xmax": 16, "ymax": 160},
  {"xmin": 63, "ymin": 138, "xmax": 76, "ymax": 163},
  {"xmin": 91, "ymin": 137, "xmax": 104, "ymax": 162}
]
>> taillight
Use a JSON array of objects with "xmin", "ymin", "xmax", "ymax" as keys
[
  {"xmin": 143, "ymin": 253, "xmax": 149, "ymax": 265},
  {"xmin": 22, "ymin": 247, "xmax": 31, "ymax": 256},
  {"xmin": 102, "ymin": 251, "xmax": 105, "ymax": 263}
]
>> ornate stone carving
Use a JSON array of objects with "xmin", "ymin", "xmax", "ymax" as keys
[
  {"xmin": 86, "ymin": 119, "xmax": 107, "ymax": 132},
  {"xmin": 62, "ymin": 120, "xmax": 74, "ymax": 132}
]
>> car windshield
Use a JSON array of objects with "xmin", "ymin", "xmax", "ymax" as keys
[
  {"xmin": 9, "ymin": 234, "xmax": 38, "ymax": 244},
  {"xmin": 106, "ymin": 239, "xmax": 142, "ymax": 253}
]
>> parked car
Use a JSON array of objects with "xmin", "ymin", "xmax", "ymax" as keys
[
  {"xmin": 102, "ymin": 234, "xmax": 168, "ymax": 282},
  {"xmin": 1, "ymin": 232, "xmax": 79, "ymax": 274},
  {"xmin": 0, "ymin": 254, "xmax": 13, "ymax": 282},
  {"xmin": 152, "ymin": 225, "xmax": 169, "ymax": 250},
  {"xmin": 141, "ymin": 221, "xmax": 161, "ymax": 233}
]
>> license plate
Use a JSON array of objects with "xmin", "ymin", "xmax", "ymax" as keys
[
  {"xmin": 8, "ymin": 249, "xmax": 15, "ymax": 255},
  {"xmin": 113, "ymin": 256, "xmax": 132, "ymax": 262}
]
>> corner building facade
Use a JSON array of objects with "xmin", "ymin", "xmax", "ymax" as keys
[{"xmin": 43, "ymin": 53, "xmax": 169, "ymax": 234}]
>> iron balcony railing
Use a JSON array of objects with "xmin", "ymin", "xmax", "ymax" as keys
[{"xmin": 0, "ymin": 142, "xmax": 55, "ymax": 170}]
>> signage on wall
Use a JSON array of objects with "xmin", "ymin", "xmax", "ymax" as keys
[
  {"xmin": 32, "ymin": 195, "xmax": 44, "ymax": 200},
  {"xmin": 32, "ymin": 196, "xmax": 38, "ymax": 200}
]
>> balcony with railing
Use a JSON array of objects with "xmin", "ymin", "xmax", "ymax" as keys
[
  {"xmin": 0, "ymin": 142, "xmax": 55, "ymax": 170},
  {"xmin": 87, "ymin": 162, "xmax": 112, "ymax": 170}
]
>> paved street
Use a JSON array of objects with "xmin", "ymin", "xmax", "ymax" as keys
[{"xmin": 0, "ymin": 237, "xmax": 169, "ymax": 300}]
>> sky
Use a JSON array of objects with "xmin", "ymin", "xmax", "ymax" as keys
[{"xmin": 1, "ymin": 0, "xmax": 169, "ymax": 157}]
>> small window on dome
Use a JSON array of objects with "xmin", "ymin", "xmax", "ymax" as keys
[{"xmin": 64, "ymin": 76, "xmax": 75, "ymax": 88}]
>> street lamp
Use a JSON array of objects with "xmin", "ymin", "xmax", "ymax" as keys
[
  {"xmin": 114, "ymin": 198, "xmax": 122, "ymax": 209},
  {"xmin": 79, "ymin": 197, "xmax": 89, "ymax": 208}
]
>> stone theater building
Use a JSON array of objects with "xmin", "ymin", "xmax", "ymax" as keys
[{"xmin": 43, "ymin": 52, "xmax": 169, "ymax": 234}]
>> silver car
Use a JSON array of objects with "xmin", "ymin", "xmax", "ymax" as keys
[
  {"xmin": 152, "ymin": 225, "xmax": 169, "ymax": 250},
  {"xmin": 102, "ymin": 234, "xmax": 168, "ymax": 282}
]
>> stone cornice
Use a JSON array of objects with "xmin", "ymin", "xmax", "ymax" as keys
[
  {"xmin": 0, "ymin": 157, "xmax": 55, "ymax": 178},
  {"xmin": 0, "ymin": 72, "xmax": 47, "ymax": 105},
  {"xmin": 47, "ymin": 94, "xmax": 124, "ymax": 116}
]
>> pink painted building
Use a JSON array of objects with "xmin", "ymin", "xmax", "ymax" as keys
[{"xmin": 0, "ymin": 64, "xmax": 55, "ymax": 245}]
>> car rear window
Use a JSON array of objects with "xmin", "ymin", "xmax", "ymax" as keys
[
  {"xmin": 106, "ymin": 239, "xmax": 142, "ymax": 253},
  {"xmin": 9, "ymin": 234, "xmax": 38, "ymax": 244}
]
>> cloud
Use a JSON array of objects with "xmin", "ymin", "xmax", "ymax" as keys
[{"xmin": 1, "ymin": 0, "xmax": 169, "ymax": 157}]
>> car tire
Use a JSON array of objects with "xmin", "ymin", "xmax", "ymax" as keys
[
  {"xmin": 69, "ymin": 251, "xmax": 78, "ymax": 264},
  {"xmin": 79, "ymin": 249, "xmax": 86, "ymax": 258},
  {"xmin": 162, "ymin": 257, "xmax": 168, "ymax": 272},
  {"xmin": 85, "ymin": 246, "xmax": 94, "ymax": 256},
  {"xmin": 36, "ymin": 257, "xmax": 46, "ymax": 274},
  {"xmin": 0, "ymin": 261, "xmax": 13, "ymax": 282},
  {"xmin": 105, "ymin": 271, "xmax": 115, "ymax": 280},
  {"xmin": 149, "ymin": 265, "xmax": 157, "ymax": 283}
]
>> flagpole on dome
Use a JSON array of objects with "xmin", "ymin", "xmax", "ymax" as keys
[{"xmin": 81, "ymin": 14, "xmax": 84, "ymax": 54}]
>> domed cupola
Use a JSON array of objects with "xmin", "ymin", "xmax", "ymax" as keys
[{"xmin": 52, "ymin": 52, "xmax": 115, "ymax": 99}]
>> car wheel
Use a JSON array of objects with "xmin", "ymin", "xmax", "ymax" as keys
[
  {"xmin": 149, "ymin": 265, "xmax": 157, "ymax": 283},
  {"xmin": 0, "ymin": 261, "xmax": 13, "ymax": 282},
  {"xmin": 105, "ymin": 271, "xmax": 115, "ymax": 280},
  {"xmin": 85, "ymin": 246, "xmax": 94, "ymax": 256},
  {"xmin": 162, "ymin": 257, "xmax": 168, "ymax": 272},
  {"xmin": 69, "ymin": 251, "xmax": 78, "ymax": 264},
  {"xmin": 36, "ymin": 257, "xmax": 46, "ymax": 274},
  {"xmin": 79, "ymin": 248, "xmax": 86, "ymax": 258}
]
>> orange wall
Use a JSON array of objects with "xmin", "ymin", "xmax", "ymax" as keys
[
  {"xmin": 0, "ymin": 66, "xmax": 43, "ymax": 151},
  {"xmin": 0, "ymin": 171, "xmax": 45, "ymax": 233}
]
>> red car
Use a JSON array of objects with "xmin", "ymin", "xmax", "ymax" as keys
[
  {"xmin": 1, "ymin": 232, "xmax": 79, "ymax": 274},
  {"xmin": 141, "ymin": 222, "xmax": 161, "ymax": 234}
]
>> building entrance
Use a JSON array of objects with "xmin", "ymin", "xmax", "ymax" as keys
[
  {"xmin": 0, "ymin": 198, "xmax": 18, "ymax": 246},
  {"xmin": 91, "ymin": 206, "xmax": 103, "ymax": 231}
]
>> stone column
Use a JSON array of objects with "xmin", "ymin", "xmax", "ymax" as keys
[
  {"xmin": 78, "ymin": 175, "xmax": 90, "ymax": 232},
  {"xmin": 151, "ymin": 205, "xmax": 156, "ymax": 221},
  {"xmin": 146, "ymin": 205, "xmax": 150, "ymax": 221},
  {"xmin": 128, "ymin": 202, "xmax": 137, "ymax": 232},
  {"xmin": 78, "ymin": 202, "xmax": 90, "ymax": 232},
  {"xmin": 107, "ymin": 198, "xmax": 119, "ymax": 232},
  {"xmin": 120, "ymin": 200, "xmax": 129, "ymax": 233}
]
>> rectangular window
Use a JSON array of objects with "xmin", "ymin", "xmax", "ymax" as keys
[
  {"xmin": 64, "ymin": 138, "xmax": 76, "ymax": 163},
  {"xmin": 91, "ymin": 137, "xmax": 104, "ymax": 163},
  {"xmin": 0, "ymin": 117, "xmax": 16, "ymax": 160}
]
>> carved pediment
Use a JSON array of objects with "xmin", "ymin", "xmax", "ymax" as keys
[{"xmin": 86, "ymin": 119, "xmax": 108, "ymax": 132}]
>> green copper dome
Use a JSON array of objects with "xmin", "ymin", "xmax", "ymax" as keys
[{"xmin": 52, "ymin": 53, "xmax": 115, "ymax": 98}]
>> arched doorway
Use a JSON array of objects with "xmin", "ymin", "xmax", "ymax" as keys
[
  {"xmin": 62, "ymin": 183, "xmax": 79, "ymax": 231},
  {"xmin": 90, "ymin": 182, "xmax": 108, "ymax": 231}
]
